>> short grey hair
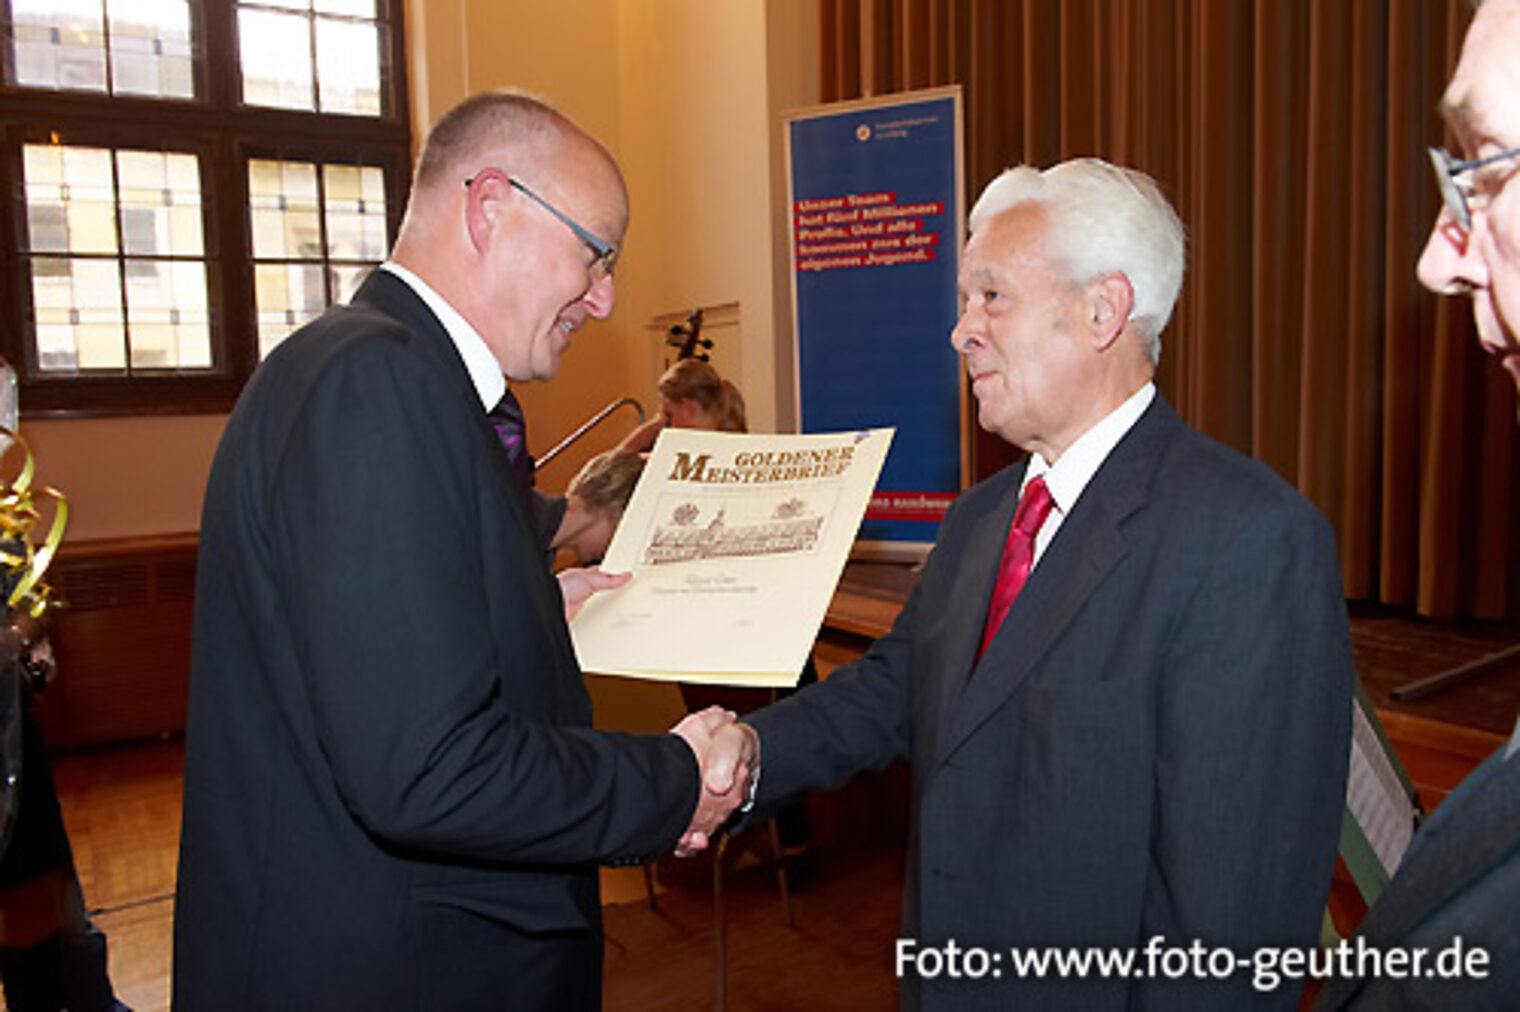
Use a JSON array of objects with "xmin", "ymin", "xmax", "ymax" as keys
[
  {"xmin": 968, "ymin": 158, "xmax": 1185, "ymax": 364},
  {"xmin": 413, "ymin": 89, "xmax": 568, "ymax": 190}
]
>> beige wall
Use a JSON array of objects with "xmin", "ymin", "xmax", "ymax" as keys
[{"xmin": 21, "ymin": 414, "xmax": 223, "ymax": 541}]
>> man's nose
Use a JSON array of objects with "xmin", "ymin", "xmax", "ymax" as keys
[
  {"xmin": 1417, "ymin": 206, "xmax": 1487, "ymax": 296},
  {"xmin": 950, "ymin": 307, "xmax": 977, "ymax": 353},
  {"xmin": 583, "ymin": 272, "xmax": 615, "ymax": 319}
]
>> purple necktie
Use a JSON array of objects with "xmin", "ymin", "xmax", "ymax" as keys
[
  {"xmin": 488, "ymin": 389, "xmax": 535, "ymax": 491},
  {"xmin": 977, "ymin": 476, "xmax": 1055, "ymax": 660}
]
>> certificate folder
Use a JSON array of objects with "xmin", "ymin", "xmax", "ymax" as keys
[{"xmin": 571, "ymin": 427, "xmax": 893, "ymax": 687}]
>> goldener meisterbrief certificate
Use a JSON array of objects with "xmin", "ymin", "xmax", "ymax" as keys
[{"xmin": 570, "ymin": 427, "xmax": 893, "ymax": 686}]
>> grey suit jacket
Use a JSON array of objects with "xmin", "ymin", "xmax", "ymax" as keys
[
  {"xmin": 173, "ymin": 271, "xmax": 699, "ymax": 1010},
  {"xmin": 749, "ymin": 396, "xmax": 1355, "ymax": 1010},
  {"xmin": 1317, "ymin": 736, "xmax": 1520, "ymax": 1010}
]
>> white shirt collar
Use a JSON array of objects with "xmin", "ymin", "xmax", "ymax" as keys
[
  {"xmin": 1023, "ymin": 382, "xmax": 1156, "ymax": 517},
  {"xmin": 379, "ymin": 261, "xmax": 506, "ymax": 412}
]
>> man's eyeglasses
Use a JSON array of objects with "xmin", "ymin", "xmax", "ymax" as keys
[
  {"xmin": 1428, "ymin": 145, "xmax": 1520, "ymax": 233},
  {"xmin": 464, "ymin": 171, "xmax": 618, "ymax": 279}
]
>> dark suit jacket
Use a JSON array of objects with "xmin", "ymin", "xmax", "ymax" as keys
[
  {"xmin": 173, "ymin": 271, "xmax": 699, "ymax": 1010},
  {"xmin": 749, "ymin": 396, "xmax": 1354, "ymax": 1010},
  {"xmin": 1317, "ymin": 739, "xmax": 1520, "ymax": 1010}
]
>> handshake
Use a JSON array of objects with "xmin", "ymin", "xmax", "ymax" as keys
[
  {"xmin": 670, "ymin": 707, "xmax": 761, "ymax": 857},
  {"xmin": 562, "ymin": 571, "xmax": 761, "ymax": 855}
]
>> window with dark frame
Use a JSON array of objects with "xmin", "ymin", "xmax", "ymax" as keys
[{"xmin": 0, "ymin": 0, "xmax": 410, "ymax": 416}]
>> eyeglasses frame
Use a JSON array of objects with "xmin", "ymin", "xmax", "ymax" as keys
[
  {"xmin": 1428, "ymin": 145, "xmax": 1520, "ymax": 233},
  {"xmin": 464, "ymin": 170, "xmax": 618, "ymax": 278}
]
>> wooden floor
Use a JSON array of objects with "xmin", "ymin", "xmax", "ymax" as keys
[
  {"xmin": 47, "ymin": 742, "xmax": 906, "ymax": 1012},
  {"xmin": 26, "ymin": 603, "xmax": 1520, "ymax": 1010}
]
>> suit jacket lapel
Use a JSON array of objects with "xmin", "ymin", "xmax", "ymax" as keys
[
  {"xmin": 933, "ymin": 398, "xmax": 1177, "ymax": 769},
  {"xmin": 925, "ymin": 466, "xmax": 1027, "ymax": 760}
]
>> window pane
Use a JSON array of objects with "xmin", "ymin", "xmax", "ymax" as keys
[
  {"xmin": 34, "ymin": 324, "xmax": 80, "ymax": 372},
  {"xmin": 248, "ymin": 160, "xmax": 321, "ymax": 259},
  {"xmin": 322, "ymin": 164, "xmax": 387, "ymax": 259},
  {"xmin": 11, "ymin": 0, "xmax": 108, "ymax": 93},
  {"xmin": 77, "ymin": 323, "xmax": 130, "ymax": 369},
  {"xmin": 30, "ymin": 257, "xmax": 128, "ymax": 372},
  {"xmin": 21, "ymin": 145, "xmax": 212, "ymax": 377},
  {"xmin": 70, "ymin": 257, "xmax": 125, "ymax": 314},
  {"xmin": 24, "ymin": 145, "xmax": 118, "ymax": 254},
  {"xmin": 125, "ymin": 259, "xmax": 210, "ymax": 368},
  {"xmin": 107, "ymin": 0, "xmax": 195, "ymax": 100},
  {"xmin": 251, "ymin": 158, "xmax": 386, "ymax": 360},
  {"xmin": 23, "ymin": 145, "xmax": 71, "ymax": 251},
  {"xmin": 169, "ymin": 261, "xmax": 213, "ymax": 367},
  {"xmin": 116, "ymin": 150, "xmax": 204, "ymax": 256},
  {"xmin": 236, "ymin": 1, "xmax": 383, "ymax": 119},
  {"xmin": 315, "ymin": 18, "xmax": 379, "ymax": 115},
  {"xmin": 21, "ymin": 144, "xmax": 65, "ymax": 187},
  {"xmin": 29, "ymin": 258, "xmax": 75, "ymax": 313},
  {"xmin": 239, "ymin": 8, "xmax": 315, "ymax": 110}
]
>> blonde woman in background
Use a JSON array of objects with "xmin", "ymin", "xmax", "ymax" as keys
[{"xmin": 619, "ymin": 358, "xmax": 746, "ymax": 453}]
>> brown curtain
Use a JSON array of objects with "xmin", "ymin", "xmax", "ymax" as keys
[{"xmin": 819, "ymin": 0, "xmax": 1520, "ymax": 621}]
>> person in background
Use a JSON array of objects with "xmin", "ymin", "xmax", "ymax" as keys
[
  {"xmin": 0, "ymin": 636, "xmax": 125, "ymax": 1012},
  {"xmin": 619, "ymin": 358, "xmax": 747, "ymax": 453},
  {"xmin": 1318, "ymin": 1, "xmax": 1520, "ymax": 1007},
  {"xmin": 0, "ymin": 360, "xmax": 125, "ymax": 1012},
  {"xmin": 549, "ymin": 449, "xmax": 646, "ymax": 567}
]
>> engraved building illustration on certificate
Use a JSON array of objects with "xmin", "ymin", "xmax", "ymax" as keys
[{"xmin": 641, "ymin": 493, "xmax": 835, "ymax": 566}]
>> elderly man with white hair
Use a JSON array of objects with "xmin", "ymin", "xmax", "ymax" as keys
[{"xmin": 713, "ymin": 157, "xmax": 1355, "ymax": 1010}]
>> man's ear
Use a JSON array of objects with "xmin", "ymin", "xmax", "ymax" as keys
[
  {"xmin": 1085, "ymin": 272, "xmax": 1134, "ymax": 350},
  {"xmin": 464, "ymin": 172, "xmax": 509, "ymax": 254}
]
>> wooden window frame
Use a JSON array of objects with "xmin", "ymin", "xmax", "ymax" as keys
[{"xmin": 0, "ymin": 0, "xmax": 410, "ymax": 417}]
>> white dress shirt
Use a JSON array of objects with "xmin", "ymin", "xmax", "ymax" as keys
[{"xmin": 1021, "ymin": 382, "xmax": 1156, "ymax": 570}]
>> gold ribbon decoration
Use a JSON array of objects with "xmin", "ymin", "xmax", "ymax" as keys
[{"xmin": 0, "ymin": 427, "xmax": 67, "ymax": 620}]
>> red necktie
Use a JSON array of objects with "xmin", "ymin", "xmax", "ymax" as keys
[{"xmin": 977, "ymin": 476, "xmax": 1055, "ymax": 660}]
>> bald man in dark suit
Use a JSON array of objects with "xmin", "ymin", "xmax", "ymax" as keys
[{"xmin": 173, "ymin": 91, "xmax": 750, "ymax": 1011}]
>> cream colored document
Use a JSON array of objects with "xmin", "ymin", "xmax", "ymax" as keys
[{"xmin": 571, "ymin": 427, "xmax": 894, "ymax": 686}]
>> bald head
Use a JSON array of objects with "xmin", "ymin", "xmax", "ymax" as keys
[{"xmin": 406, "ymin": 90, "xmax": 626, "ymax": 221}]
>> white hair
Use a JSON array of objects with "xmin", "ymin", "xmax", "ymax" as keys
[{"xmin": 967, "ymin": 158, "xmax": 1186, "ymax": 364}]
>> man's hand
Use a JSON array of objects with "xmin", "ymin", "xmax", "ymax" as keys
[
  {"xmin": 670, "ymin": 708, "xmax": 760, "ymax": 857},
  {"xmin": 556, "ymin": 566, "xmax": 630, "ymax": 623}
]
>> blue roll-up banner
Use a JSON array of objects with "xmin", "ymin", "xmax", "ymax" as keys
[{"xmin": 786, "ymin": 86, "xmax": 964, "ymax": 553}]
